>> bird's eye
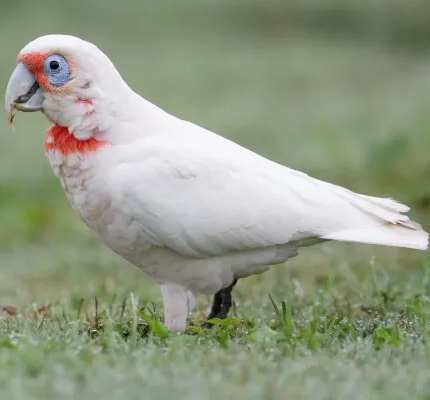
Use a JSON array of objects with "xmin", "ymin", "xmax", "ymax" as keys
[
  {"xmin": 44, "ymin": 54, "xmax": 71, "ymax": 87},
  {"xmin": 50, "ymin": 60, "xmax": 60, "ymax": 70}
]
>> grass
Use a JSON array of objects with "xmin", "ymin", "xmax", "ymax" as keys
[
  {"xmin": 1, "ymin": 265, "xmax": 430, "ymax": 399},
  {"xmin": 1, "ymin": 1, "xmax": 430, "ymax": 398}
]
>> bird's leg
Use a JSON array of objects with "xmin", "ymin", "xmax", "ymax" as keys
[
  {"xmin": 205, "ymin": 290, "xmax": 223, "ymax": 321},
  {"xmin": 202, "ymin": 279, "xmax": 238, "ymax": 328},
  {"xmin": 160, "ymin": 283, "xmax": 195, "ymax": 333}
]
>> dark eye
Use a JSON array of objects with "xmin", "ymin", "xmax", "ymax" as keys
[{"xmin": 50, "ymin": 60, "xmax": 60, "ymax": 70}]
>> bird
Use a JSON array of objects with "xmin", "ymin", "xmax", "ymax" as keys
[{"xmin": 5, "ymin": 35, "xmax": 428, "ymax": 332}]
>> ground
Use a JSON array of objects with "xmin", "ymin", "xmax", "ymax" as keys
[{"xmin": 1, "ymin": 1, "xmax": 430, "ymax": 399}]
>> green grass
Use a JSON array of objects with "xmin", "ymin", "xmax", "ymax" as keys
[
  {"xmin": 1, "ymin": 266, "xmax": 430, "ymax": 399},
  {"xmin": 1, "ymin": 1, "xmax": 430, "ymax": 398}
]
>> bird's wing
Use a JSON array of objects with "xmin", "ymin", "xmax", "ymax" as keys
[{"xmin": 106, "ymin": 121, "xmax": 426, "ymax": 258}]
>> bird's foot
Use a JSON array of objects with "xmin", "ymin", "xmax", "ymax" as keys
[{"xmin": 202, "ymin": 279, "xmax": 237, "ymax": 329}]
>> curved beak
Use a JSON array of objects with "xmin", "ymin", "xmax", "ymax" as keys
[{"xmin": 5, "ymin": 63, "xmax": 44, "ymax": 126}]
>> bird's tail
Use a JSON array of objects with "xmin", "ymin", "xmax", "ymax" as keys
[{"xmin": 321, "ymin": 193, "xmax": 428, "ymax": 250}]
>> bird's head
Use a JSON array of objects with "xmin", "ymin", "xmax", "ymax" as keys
[{"xmin": 5, "ymin": 35, "xmax": 129, "ymax": 141}]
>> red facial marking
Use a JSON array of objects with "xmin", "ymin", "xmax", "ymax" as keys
[
  {"xmin": 18, "ymin": 52, "xmax": 50, "ymax": 89},
  {"xmin": 44, "ymin": 124, "xmax": 109, "ymax": 156},
  {"xmin": 76, "ymin": 98, "xmax": 93, "ymax": 105},
  {"xmin": 76, "ymin": 98, "xmax": 96, "ymax": 117}
]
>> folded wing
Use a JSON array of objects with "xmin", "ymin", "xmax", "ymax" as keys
[{"xmin": 107, "ymin": 122, "xmax": 428, "ymax": 258}]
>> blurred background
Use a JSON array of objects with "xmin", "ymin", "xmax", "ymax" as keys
[{"xmin": 0, "ymin": 0, "xmax": 430, "ymax": 311}]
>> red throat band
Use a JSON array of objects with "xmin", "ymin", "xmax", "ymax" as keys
[{"xmin": 44, "ymin": 124, "xmax": 108, "ymax": 156}]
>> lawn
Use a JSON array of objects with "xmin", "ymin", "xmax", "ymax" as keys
[{"xmin": 1, "ymin": 1, "xmax": 430, "ymax": 399}]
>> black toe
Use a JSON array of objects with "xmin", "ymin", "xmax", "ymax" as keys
[{"xmin": 202, "ymin": 279, "xmax": 237, "ymax": 328}]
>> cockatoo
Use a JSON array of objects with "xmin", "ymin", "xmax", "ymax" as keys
[{"xmin": 5, "ymin": 35, "xmax": 428, "ymax": 332}]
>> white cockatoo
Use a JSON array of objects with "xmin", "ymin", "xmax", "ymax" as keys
[{"xmin": 5, "ymin": 35, "xmax": 428, "ymax": 332}]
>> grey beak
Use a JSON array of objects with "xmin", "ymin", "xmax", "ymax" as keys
[{"xmin": 5, "ymin": 63, "xmax": 44, "ymax": 125}]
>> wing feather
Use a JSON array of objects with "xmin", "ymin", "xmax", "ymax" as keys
[{"xmin": 106, "ymin": 121, "xmax": 426, "ymax": 257}]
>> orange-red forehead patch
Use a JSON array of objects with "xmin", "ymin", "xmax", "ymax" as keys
[{"xmin": 18, "ymin": 52, "xmax": 49, "ymax": 74}]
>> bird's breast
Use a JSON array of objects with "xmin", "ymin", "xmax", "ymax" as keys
[
  {"xmin": 44, "ymin": 124, "xmax": 113, "ymax": 228},
  {"xmin": 45, "ymin": 142, "xmax": 154, "ymax": 260},
  {"xmin": 45, "ymin": 144, "xmax": 106, "ymax": 221}
]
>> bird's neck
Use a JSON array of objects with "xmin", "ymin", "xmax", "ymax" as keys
[{"xmin": 43, "ymin": 85, "xmax": 175, "ymax": 154}]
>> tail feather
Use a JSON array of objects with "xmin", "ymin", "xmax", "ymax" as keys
[
  {"xmin": 323, "ymin": 224, "xmax": 428, "ymax": 250},
  {"xmin": 321, "ymin": 189, "xmax": 428, "ymax": 250},
  {"xmin": 357, "ymin": 194, "xmax": 410, "ymax": 213}
]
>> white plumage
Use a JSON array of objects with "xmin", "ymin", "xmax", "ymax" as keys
[{"xmin": 5, "ymin": 35, "xmax": 428, "ymax": 332}]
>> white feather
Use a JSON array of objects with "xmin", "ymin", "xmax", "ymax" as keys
[{"xmin": 104, "ymin": 121, "xmax": 428, "ymax": 257}]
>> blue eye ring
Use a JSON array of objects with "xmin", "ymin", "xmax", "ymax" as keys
[{"xmin": 43, "ymin": 54, "xmax": 71, "ymax": 87}]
